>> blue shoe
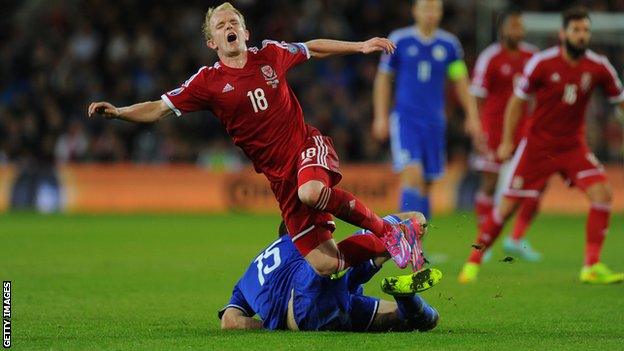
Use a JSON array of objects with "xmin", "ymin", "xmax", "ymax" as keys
[{"xmin": 503, "ymin": 237, "xmax": 542, "ymax": 262}]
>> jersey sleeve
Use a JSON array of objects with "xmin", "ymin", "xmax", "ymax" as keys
[
  {"xmin": 599, "ymin": 57, "xmax": 624, "ymax": 104},
  {"xmin": 218, "ymin": 283, "xmax": 255, "ymax": 319},
  {"xmin": 161, "ymin": 66, "xmax": 212, "ymax": 117},
  {"xmin": 378, "ymin": 31, "xmax": 400, "ymax": 74},
  {"xmin": 448, "ymin": 36, "xmax": 465, "ymax": 62},
  {"xmin": 262, "ymin": 40, "xmax": 310, "ymax": 72},
  {"xmin": 515, "ymin": 55, "xmax": 543, "ymax": 100},
  {"xmin": 470, "ymin": 49, "xmax": 495, "ymax": 98}
]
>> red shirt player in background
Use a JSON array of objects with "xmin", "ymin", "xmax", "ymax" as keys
[
  {"xmin": 460, "ymin": 7, "xmax": 624, "ymax": 284},
  {"xmin": 469, "ymin": 9, "xmax": 543, "ymax": 264},
  {"xmin": 88, "ymin": 3, "xmax": 426, "ymax": 280}
]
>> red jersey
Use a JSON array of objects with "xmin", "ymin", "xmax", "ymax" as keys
[
  {"xmin": 471, "ymin": 42, "xmax": 537, "ymax": 148},
  {"xmin": 161, "ymin": 40, "xmax": 314, "ymax": 181},
  {"xmin": 515, "ymin": 46, "xmax": 624, "ymax": 149}
]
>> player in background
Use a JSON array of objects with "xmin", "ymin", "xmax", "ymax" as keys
[
  {"xmin": 459, "ymin": 7, "xmax": 624, "ymax": 284},
  {"xmin": 88, "ymin": 3, "xmax": 424, "ymax": 280},
  {"xmin": 469, "ymin": 9, "xmax": 542, "ymax": 263},
  {"xmin": 219, "ymin": 212, "xmax": 442, "ymax": 332},
  {"xmin": 373, "ymin": 0, "xmax": 483, "ymax": 220}
]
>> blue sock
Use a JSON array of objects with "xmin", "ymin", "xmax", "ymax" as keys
[
  {"xmin": 400, "ymin": 187, "xmax": 430, "ymax": 219},
  {"xmin": 395, "ymin": 295, "xmax": 438, "ymax": 331}
]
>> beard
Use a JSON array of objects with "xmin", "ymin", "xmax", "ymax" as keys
[
  {"xmin": 564, "ymin": 39, "xmax": 587, "ymax": 59},
  {"xmin": 504, "ymin": 36, "xmax": 520, "ymax": 50}
]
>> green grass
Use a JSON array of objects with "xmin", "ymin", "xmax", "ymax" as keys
[{"xmin": 1, "ymin": 212, "xmax": 623, "ymax": 350}]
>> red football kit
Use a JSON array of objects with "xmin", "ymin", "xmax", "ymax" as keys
[
  {"xmin": 504, "ymin": 46, "xmax": 624, "ymax": 198},
  {"xmin": 471, "ymin": 42, "xmax": 537, "ymax": 173},
  {"xmin": 161, "ymin": 40, "xmax": 393, "ymax": 260}
]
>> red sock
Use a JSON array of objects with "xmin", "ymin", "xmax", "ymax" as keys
[
  {"xmin": 585, "ymin": 203, "xmax": 610, "ymax": 266},
  {"xmin": 511, "ymin": 198, "xmax": 539, "ymax": 241},
  {"xmin": 468, "ymin": 209, "xmax": 505, "ymax": 264},
  {"xmin": 475, "ymin": 191, "xmax": 494, "ymax": 231},
  {"xmin": 337, "ymin": 234, "xmax": 387, "ymax": 268},
  {"xmin": 316, "ymin": 186, "xmax": 390, "ymax": 238}
]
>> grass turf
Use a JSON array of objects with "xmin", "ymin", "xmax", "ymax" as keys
[{"xmin": 1, "ymin": 212, "xmax": 623, "ymax": 350}]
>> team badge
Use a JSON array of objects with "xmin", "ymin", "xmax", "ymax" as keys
[
  {"xmin": 550, "ymin": 72, "xmax": 561, "ymax": 82},
  {"xmin": 581, "ymin": 73, "xmax": 592, "ymax": 92},
  {"xmin": 261, "ymin": 65, "xmax": 279, "ymax": 88},
  {"xmin": 432, "ymin": 45, "xmax": 447, "ymax": 61},
  {"xmin": 408, "ymin": 45, "xmax": 419, "ymax": 57},
  {"xmin": 500, "ymin": 64, "xmax": 512, "ymax": 76}
]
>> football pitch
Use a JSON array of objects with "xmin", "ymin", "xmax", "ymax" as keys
[{"xmin": 1, "ymin": 212, "xmax": 623, "ymax": 350}]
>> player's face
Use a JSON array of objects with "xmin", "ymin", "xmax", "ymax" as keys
[
  {"xmin": 561, "ymin": 18, "xmax": 591, "ymax": 55},
  {"xmin": 207, "ymin": 10, "xmax": 250, "ymax": 57},
  {"xmin": 413, "ymin": 0, "xmax": 443, "ymax": 30},
  {"xmin": 501, "ymin": 15, "xmax": 525, "ymax": 49}
]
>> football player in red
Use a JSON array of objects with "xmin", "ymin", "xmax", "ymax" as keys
[
  {"xmin": 88, "ymin": 3, "xmax": 424, "ymax": 278},
  {"xmin": 460, "ymin": 6, "xmax": 624, "ymax": 284},
  {"xmin": 470, "ymin": 9, "xmax": 542, "ymax": 262}
]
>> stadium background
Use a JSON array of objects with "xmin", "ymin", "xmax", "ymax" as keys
[{"xmin": 1, "ymin": 0, "xmax": 623, "ymax": 214}]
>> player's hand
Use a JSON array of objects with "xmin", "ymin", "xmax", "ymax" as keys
[
  {"xmin": 88, "ymin": 102, "xmax": 120, "ymax": 119},
  {"xmin": 464, "ymin": 117, "xmax": 487, "ymax": 154},
  {"xmin": 497, "ymin": 140, "xmax": 515, "ymax": 161},
  {"xmin": 372, "ymin": 116, "xmax": 389, "ymax": 142},
  {"xmin": 360, "ymin": 37, "xmax": 396, "ymax": 55}
]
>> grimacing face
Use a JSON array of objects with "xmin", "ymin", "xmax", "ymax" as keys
[
  {"xmin": 413, "ymin": 0, "xmax": 443, "ymax": 30},
  {"xmin": 562, "ymin": 18, "xmax": 591, "ymax": 51},
  {"xmin": 502, "ymin": 15, "xmax": 525, "ymax": 48},
  {"xmin": 207, "ymin": 9, "xmax": 249, "ymax": 57}
]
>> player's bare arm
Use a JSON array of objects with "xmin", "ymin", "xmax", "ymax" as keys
[
  {"xmin": 372, "ymin": 70, "xmax": 394, "ymax": 142},
  {"xmin": 454, "ymin": 75, "xmax": 486, "ymax": 153},
  {"xmin": 88, "ymin": 100, "xmax": 173, "ymax": 123},
  {"xmin": 497, "ymin": 94, "xmax": 526, "ymax": 160},
  {"xmin": 305, "ymin": 37, "xmax": 395, "ymax": 59},
  {"xmin": 220, "ymin": 308, "xmax": 263, "ymax": 330}
]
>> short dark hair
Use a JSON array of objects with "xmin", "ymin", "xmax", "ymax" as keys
[
  {"xmin": 562, "ymin": 6, "xmax": 590, "ymax": 29},
  {"xmin": 277, "ymin": 220, "xmax": 288, "ymax": 237},
  {"xmin": 496, "ymin": 6, "xmax": 522, "ymax": 31}
]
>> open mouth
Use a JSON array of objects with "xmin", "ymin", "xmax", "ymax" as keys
[{"xmin": 227, "ymin": 33, "xmax": 237, "ymax": 43}]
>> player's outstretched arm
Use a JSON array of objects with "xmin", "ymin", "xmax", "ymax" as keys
[
  {"xmin": 220, "ymin": 308, "xmax": 264, "ymax": 330},
  {"xmin": 88, "ymin": 100, "xmax": 173, "ymax": 123},
  {"xmin": 498, "ymin": 95, "xmax": 526, "ymax": 161},
  {"xmin": 305, "ymin": 38, "xmax": 395, "ymax": 59},
  {"xmin": 372, "ymin": 70, "xmax": 394, "ymax": 142}
]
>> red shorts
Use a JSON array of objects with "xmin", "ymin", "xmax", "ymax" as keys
[
  {"xmin": 502, "ymin": 138, "xmax": 607, "ymax": 199},
  {"xmin": 270, "ymin": 133, "xmax": 343, "ymax": 256}
]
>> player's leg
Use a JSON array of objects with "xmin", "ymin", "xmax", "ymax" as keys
[
  {"xmin": 365, "ymin": 297, "xmax": 438, "ymax": 332},
  {"xmin": 297, "ymin": 136, "xmax": 412, "ymax": 269},
  {"xmin": 579, "ymin": 181, "xmax": 623, "ymax": 284},
  {"xmin": 503, "ymin": 196, "xmax": 542, "ymax": 262},
  {"xmin": 399, "ymin": 165, "xmax": 432, "ymax": 219},
  {"xmin": 475, "ymin": 170, "xmax": 498, "ymax": 230}
]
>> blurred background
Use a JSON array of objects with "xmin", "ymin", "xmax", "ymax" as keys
[{"xmin": 1, "ymin": 0, "xmax": 623, "ymax": 213}]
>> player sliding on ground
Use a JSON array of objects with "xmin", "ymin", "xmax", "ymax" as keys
[
  {"xmin": 88, "ymin": 3, "xmax": 423, "ymax": 278},
  {"xmin": 459, "ymin": 7, "xmax": 624, "ymax": 284},
  {"xmin": 219, "ymin": 212, "xmax": 442, "ymax": 331}
]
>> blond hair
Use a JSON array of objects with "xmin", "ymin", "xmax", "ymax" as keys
[{"xmin": 203, "ymin": 2, "xmax": 246, "ymax": 40}]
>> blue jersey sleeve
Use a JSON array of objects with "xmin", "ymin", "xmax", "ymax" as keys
[
  {"xmin": 218, "ymin": 283, "xmax": 255, "ymax": 319},
  {"xmin": 448, "ymin": 34, "xmax": 464, "ymax": 63}
]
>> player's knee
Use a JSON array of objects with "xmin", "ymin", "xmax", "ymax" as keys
[
  {"xmin": 298, "ymin": 181, "xmax": 323, "ymax": 207},
  {"xmin": 310, "ymin": 259, "xmax": 339, "ymax": 277},
  {"xmin": 402, "ymin": 168, "xmax": 426, "ymax": 194},
  {"xmin": 589, "ymin": 183, "xmax": 612, "ymax": 204}
]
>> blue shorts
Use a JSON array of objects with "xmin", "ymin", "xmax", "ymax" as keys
[
  {"xmin": 389, "ymin": 111, "xmax": 446, "ymax": 180},
  {"xmin": 292, "ymin": 260, "xmax": 380, "ymax": 331}
]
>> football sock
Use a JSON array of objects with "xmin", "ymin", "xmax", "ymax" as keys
[
  {"xmin": 337, "ymin": 234, "xmax": 387, "ymax": 269},
  {"xmin": 468, "ymin": 209, "xmax": 504, "ymax": 264},
  {"xmin": 475, "ymin": 191, "xmax": 494, "ymax": 231},
  {"xmin": 511, "ymin": 198, "xmax": 539, "ymax": 241},
  {"xmin": 585, "ymin": 203, "xmax": 610, "ymax": 266},
  {"xmin": 395, "ymin": 294, "xmax": 425, "ymax": 321},
  {"xmin": 400, "ymin": 187, "xmax": 430, "ymax": 219},
  {"xmin": 316, "ymin": 186, "xmax": 391, "ymax": 237}
]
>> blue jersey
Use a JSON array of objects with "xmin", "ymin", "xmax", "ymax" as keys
[
  {"xmin": 380, "ymin": 27, "xmax": 464, "ymax": 126},
  {"xmin": 221, "ymin": 215, "xmax": 401, "ymax": 331}
]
